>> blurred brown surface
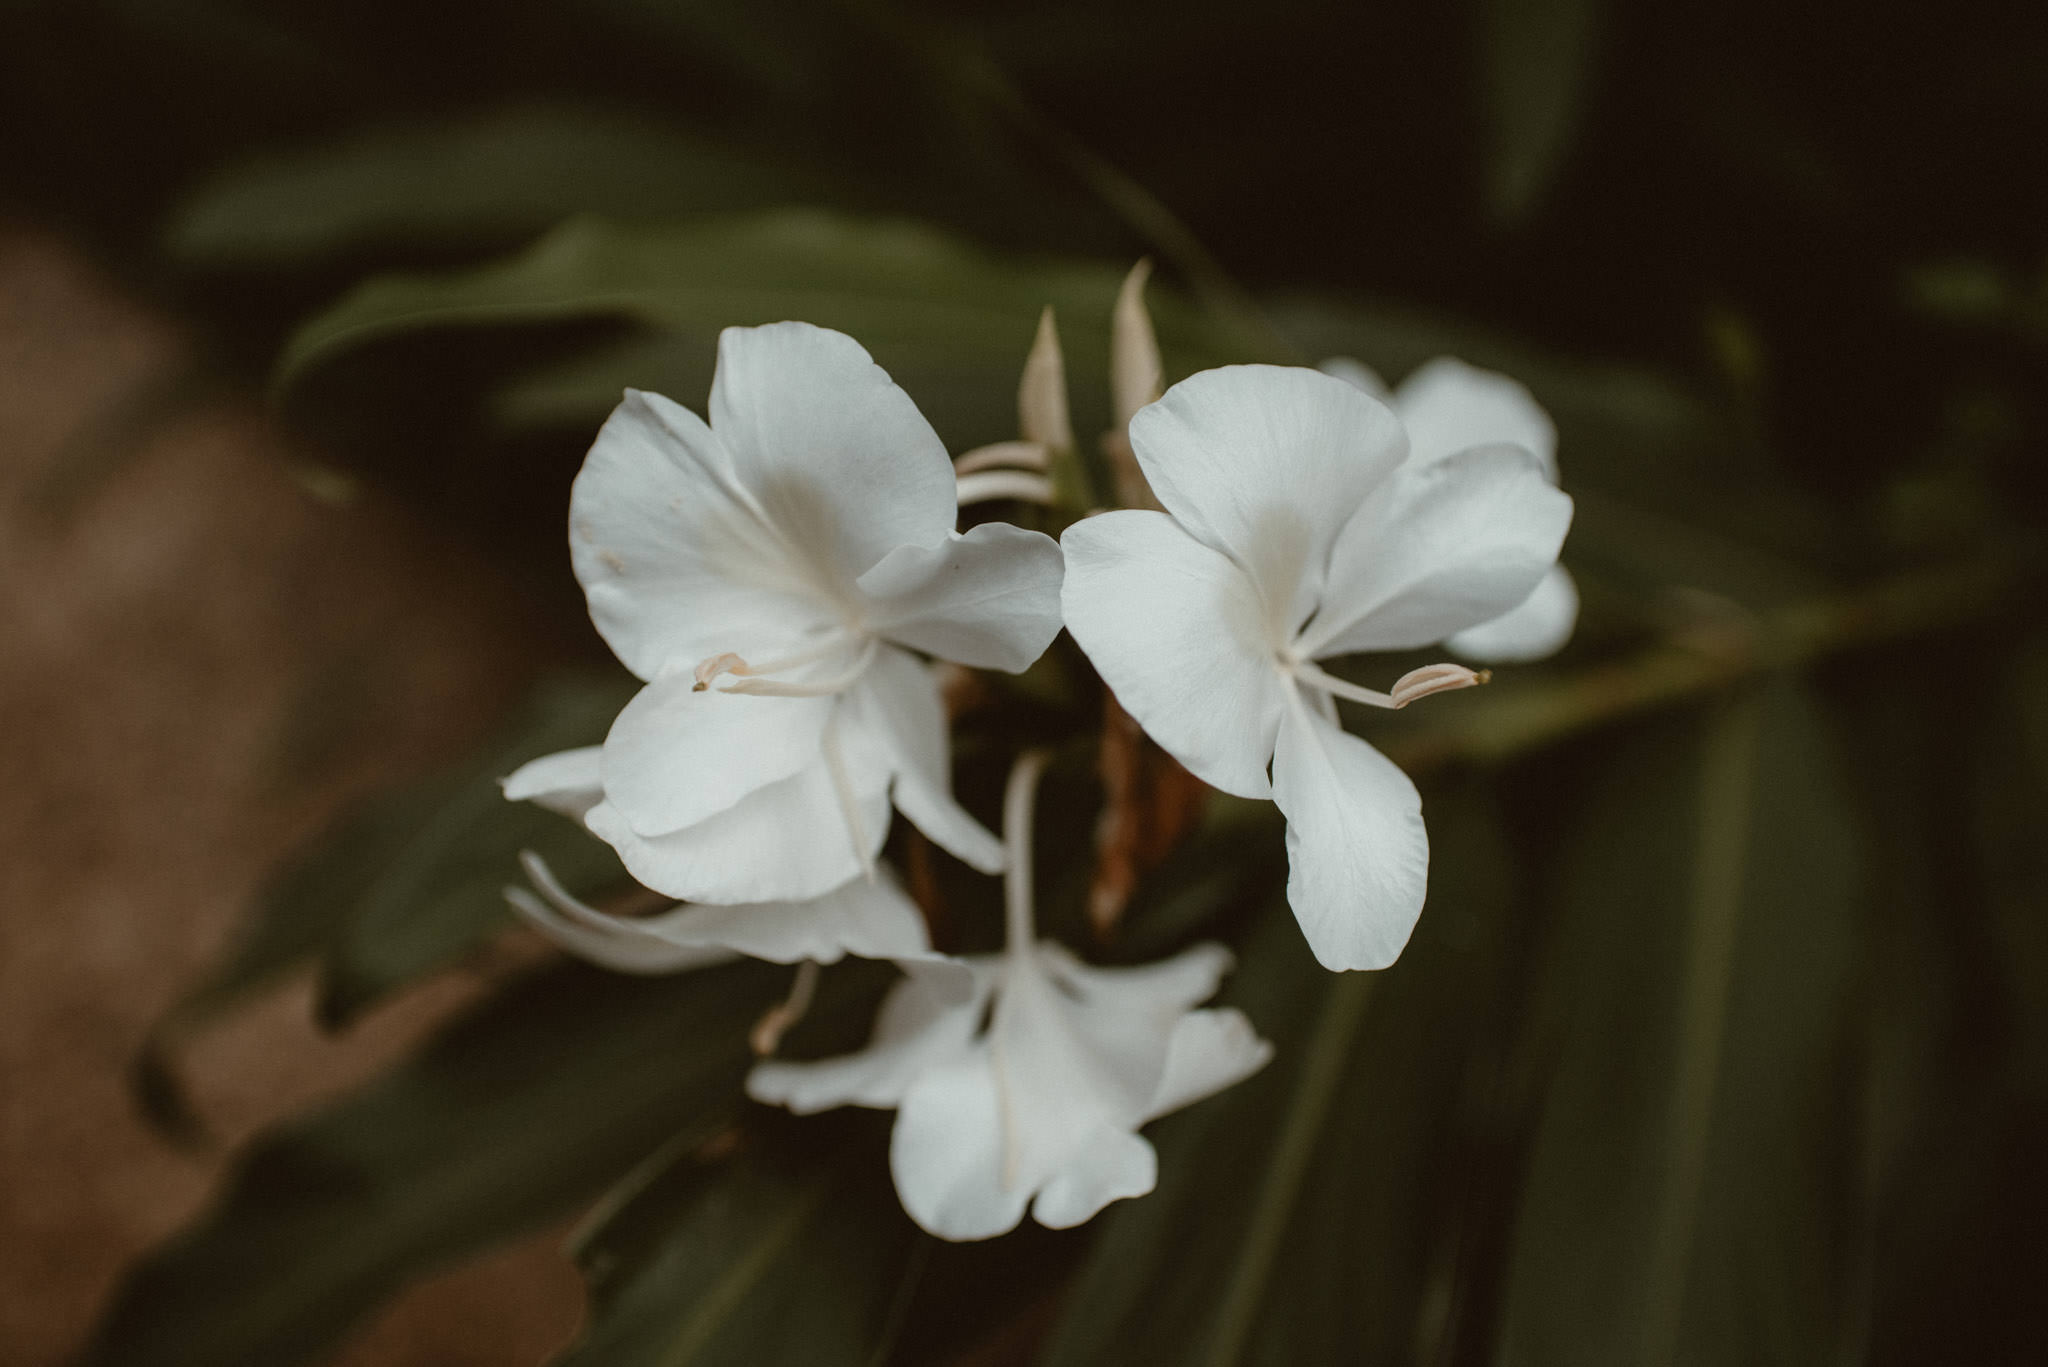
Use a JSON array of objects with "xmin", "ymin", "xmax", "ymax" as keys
[{"xmin": 0, "ymin": 229, "xmax": 584, "ymax": 1365}]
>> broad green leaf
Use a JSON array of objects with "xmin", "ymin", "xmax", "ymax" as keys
[
  {"xmin": 275, "ymin": 211, "xmax": 1275, "ymax": 453},
  {"xmin": 137, "ymin": 672, "xmax": 636, "ymax": 1140},
  {"xmin": 554, "ymin": 1119, "xmax": 919, "ymax": 1366},
  {"xmin": 315, "ymin": 673, "xmax": 638, "ymax": 1027},
  {"xmin": 88, "ymin": 956, "xmax": 786, "ymax": 1367},
  {"xmin": 1041, "ymin": 782, "xmax": 1518, "ymax": 1366},
  {"xmin": 1493, "ymin": 681, "xmax": 1862, "ymax": 1366},
  {"xmin": 1477, "ymin": 0, "xmax": 1606, "ymax": 224},
  {"xmin": 166, "ymin": 106, "xmax": 847, "ymax": 266}
]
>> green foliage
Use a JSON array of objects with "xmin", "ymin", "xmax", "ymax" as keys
[
  {"xmin": 1494, "ymin": 683, "xmax": 1862, "ymax": 1365},
  {"xmin": 1043, "ymin": 784, "xmax": 1518, "ymax": 1366},
  {"xmin": 90, "ymin": 955, "xmax": 788, "ymax": 1367},
  {"xmin": 138, "ymin": 673, "xmax": 635, "ymax": 1140},
  {"xmin": 1478, "ymin": 0, "xmax": 1607, "ymax": 223},
  {"xmin": 557, "ymin": 1121, "xmax": 920, "ymax": 1367},
  {"xmin": 166, "ymin": 105, "xmax": 851, "ymax": 267},
  {"xmin": 276, "ymin": 209, "xmax": 1273, "ymax": 454}
]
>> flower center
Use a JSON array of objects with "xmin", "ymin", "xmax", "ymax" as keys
[{"xmin": 690, "ymin": 632, "xmax": 879, "ymax": 697}]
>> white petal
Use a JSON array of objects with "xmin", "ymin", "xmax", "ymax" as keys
[
  {"xmin": 1145, "ymin": 1008, "xmax": 1274, "ymax": 1119},
  {"xmin": 1393, "ymin": 356, "xmax": 1557, "ymax": 478},
  {"xmin": 507, "ymin": 887, "xmax": 735, "ymax": 975},
  {"xmin": 600, "ymin": 674, "xmax": 832, "ymax": 837},
  {"xmin": 859, "ymin": 521, "xmax": 1066, "ymax": 673},
  {"xmin": 1316, "ymin": 355, "xmax": 1390, "ymax": 398},
  {"xmin": 651, "ymin": 871, "xmax": 950, "ymax": 966},
  {"xmin": 501, "ymin": 746, "xmax": 604, "ymax": 820},
  {"xmin": 709, "ymin": 322, "xmax": 957, "ymax": 581},
  {"xmin": 890, "ymin": 1052, "xmax": 1033, "ymax": 1240},
  {"xmin": 1297, "ymin": 445, "xmax": 1573, "ymax": 658},
  {"xmin": 570, "ymin": 389, "xmax": 838, "ymax": 680},
  {"xmin": 1128, "ymin": 365, "xmax": 1407, "ymax": 633},
  {"xmin": 1044, "ymin": 939, "xmax": 1235, "ymax": 1018},
  {"xmin": 846, "ymin": 646, "xmax": 1005, "ymax": 872},
  {"xmin": 988, "ymin": 949, "xmax": 1188, "ymax": 1199},
  {"xmin": 1270, "ymin": 699, "xmax": 1428, "ymax": 971},
  {"xmin": 585, "ymin": 741, "xmax": 889, "ymax": 904},
  {"xmin": 1446, "ymin": 564, "xmax": 1580, "ymax": 664},
  {"xmin": 1061, "ymin": 510, "xmax": 1287, "ymax": 800},
  {"xmin": 748, "ymin": 958, "xmax": 991, "ymax": 1114},
  {"xmin": 1031, "ymin": 1127, "xmax": 1158, "ymax": 1229}
]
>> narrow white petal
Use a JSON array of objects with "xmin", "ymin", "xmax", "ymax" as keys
[
  {"xmin": 1128, "ymin": 364, "xmax": 1407, "ymax": 632},
  {"xmin": 890, "ymin": 1052, "xmax": 1033, "ymax": 1240},
  {"xmin": 709, "ymin": 322, "xmax": 957, "ymax": 581},
  {"xmin": 585, "ymin": 743, "xmax": 888, "ymax": 904},
  {"xmin": 601, "ymin": 675, "xmax": 833, "ymax": 837},
  {"xmin": 1270, "ymin": 699, "xmax": 1428, "ymax": 971},
  {"xmin": 1298, "ymin": 445, "xmax": 1573, "ymax": 658},
  {"xmin": 1144, "ymin": 1007, "xmax": 1274, "ymax": 1119},
  {"xmin": 1446, "ymin": 564, "xmax": 1580, "ymax": 664},
  {"xmin": 507, "ymin": 887, "xmax": 735, "ymax": 975},
  {"xmin": 501, "ymin": 745, "xmax": 604, "ymax": 819},
  {"xmin": 859, "ymin": 521, "xmax": 1066, "ymax": 674},
  {"xmin": 1031, "ymin": 1128, "xmax": 1158, "ymax": 1229},
  {"xmin": 656, "ymin": 871, "xmax": 950, "ymax": 966},
  {"xmin": 749, "ymin": 958, "xmax": 991, "ymax": 1114},
  {"xmin": 1061, "ymin": 510, "xmax": 1286, "ymax": 800},
  {"xmin": 570, "ymin": 389, "xmax": 837, "ymax": 680},
  {"xmin": 1393, "ymin": 356, "xmax": 1557, "ymax": 478},
  {"xmin": 846, "ymin": 647, "xmax": 1005, "ymax": 873}
]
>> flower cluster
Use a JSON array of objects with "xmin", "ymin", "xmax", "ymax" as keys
[{"xmin": 505, "ymin": 298, "xmax": 1572, "ymax": 1238}]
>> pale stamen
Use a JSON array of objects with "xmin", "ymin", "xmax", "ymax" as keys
[
  {"xmin": 1291, "ymin": 658, "xmax": 1490, "ymax": 710},
  {"xmin": 697, "ymin": 635, "xmax": 880, "ymax": 698},
  {"xmin": 954, "ymin": 439, "xmax": 1051, "ymax": 475},
  {"xmin": 750, "ymin": 959, "xmax": 821, "ymax": 1056},
  {"xmin": 956, "ymin": 469, "xmax": 1058, "ymax": 507}
]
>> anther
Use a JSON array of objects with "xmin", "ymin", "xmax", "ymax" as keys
[
  {"xmin": 1388, "ymin": 662, "xmax": 1490, "ymax": 708},
  {"xmin": 692, "ymin": 652, "xmax": 750, "ymax": 691}
]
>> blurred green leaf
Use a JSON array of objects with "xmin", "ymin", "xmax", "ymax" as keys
[
  {"xmin": 89, "ymin": 955, "xmax": 785, "ymax": 1367},
  {"xmin": 137, "ymin": 672, "xmax": 635, "ymax": 1140},
  {"xmin": 1478, "ymin": 0, "xmax": 1606, "ymax": 223},
  {"xmin": 166, "ymin": 105, "xmax": 848, "ymax": 267},
  {"xmin": 554, "ymin": 1121, "xmax": 920, "ymax": 1366},
  {"xmin": 1041, "ymin": 783, "xmax": 1518, "ymax": 1366},
  {"xmin": 276, "ymin": 211, "xmax": 1273, "ymax": 452},
  {"xmin": 1493, "ymin": 681, "xmax": 1862, "ymax": 1365}
]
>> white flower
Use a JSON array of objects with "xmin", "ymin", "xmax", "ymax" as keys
[
  {"xmin": 747, "ymin": 752, "xmax": 1272, "ymax": 1241},
  {"xmin": 504, "ymin": 322, "xmax": 1066, "ymax": 907},
  {"xmin": 1320, "ymin": 355, "xmax": 1579, "ymax": 663},
  {"xmin": 504, "ymin": 850, "xmax": 954, "ymax": 975},
  {"xmin": 1060, "ymin": 364, "xmax": 1572, "ymax": 971}
]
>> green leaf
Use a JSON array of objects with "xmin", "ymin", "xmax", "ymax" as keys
[
  {"xmin": 1493, "ymin": 681, "xmax": 1863, "ymax": 1365},
  {"xmin": 137, "ymin": 672, "xmax": 636, "ymax": 1141},
  {"xmin": 554, "ymin": 1119, "xmax": 920, "ymax": 1367},
  {"xmin": 165, "ymin": 105, "xmax": 848, "ymax": 267},
  {"xmin": 1477, "ymin": 0, "xmax": 1606, "ymax": 224},
  {"xmin": 1040, "ymin": 782, "xmax": 1519, "ymax": 1365},
  {"xmin": 88, "ymin": 956, "xmax": 786, "ymax": 1367},
  {"xmin": 275, "ymin": 211, "xmax": 1274, "ymax": 452}
]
